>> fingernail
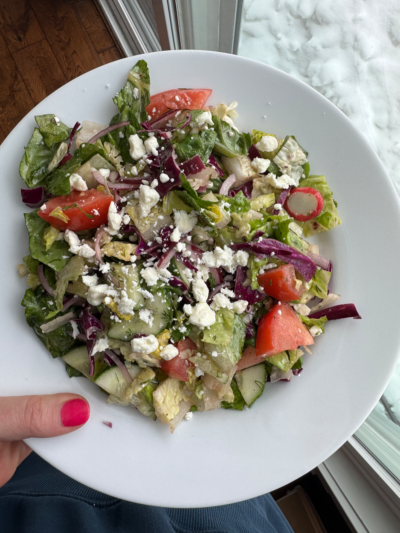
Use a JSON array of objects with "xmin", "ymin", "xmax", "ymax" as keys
[{"xmin": 61, "ymin": 399, "xmax": 90, "ymax": 427}]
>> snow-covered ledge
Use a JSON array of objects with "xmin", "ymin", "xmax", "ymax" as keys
[{"xmin": 318, "ymin": 437, "xmax": 400, "ymax": 533}]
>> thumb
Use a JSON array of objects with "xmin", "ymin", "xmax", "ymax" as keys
[{"xmin": 0, "ymin": 394, "xmax": 90, "ymax": 441}]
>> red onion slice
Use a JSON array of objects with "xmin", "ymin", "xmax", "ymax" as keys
[
  {"xmin": 94, "ymin": 226, "xmax": 106, "ymax": 264},
  {"xmin": 209, "ymin": 267, "xmax": 223, "ymax": 285},
  {"xmin": 207, "ymin": 281, "xmax": 233, "ymax": 303},
  {"xmin": 37, "ymin": 264, "xmax": 55, "ymax": 297},
  {"xmin": 104, "ymin": 350, "xmax": 133, "ymax": 384},
  {"xmin": 273, "ymin": 187, "xmax": 293, "ymax": 215},
  {"xmin": 307, "ymin": 251, "xmax": 332, "ymax": 272},
  {"xmin": 88, "ymin": 121, "xmax": 130, "ymax": 144},
  {"xmin": 93, "ymin": 170, "xmax": 143, "ymax": 190},
  {"xmin": 219, "ymin": 174, "xmax": 236, "ymax": 195},
  {"xmin": 103, "ymin": 421, "xmax": 113, "ymax": 428},
  {"xmin": 157, "ymin": 244, "xmax": 178, "ymax": 269},
  {"xmin": 62, "ymin": 295, "xmax": 86, "ymax": 312}
]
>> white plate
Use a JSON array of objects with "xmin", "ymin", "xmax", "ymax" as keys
[{"xmin": 1, "ymin": 51, "xmax": 400, "ymax": 508}]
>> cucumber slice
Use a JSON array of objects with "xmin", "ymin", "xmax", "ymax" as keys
[
  {"xmin": 62, "ymin": 346, "xmax": 97, "ymax": 379},
  {"xmin": 108, "ymin": 291, "xmax": 172, "ymax": 341},
  {"xmin": 235, "ymin": 363, "xmax": 267, "ymax": 407},
  {"xmin": 94, "ymin": 364, "xmax": 141, "ymax": 398},
  {"xmin": 112, "ymin": 263, "xmax": 144, "ymax": 310}
]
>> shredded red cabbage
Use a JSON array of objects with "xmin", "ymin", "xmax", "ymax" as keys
[
  {"xmin": 308, "ymin": 304, "xmax": 361, "ymax": 320},
  {"xmin": 58, "ymin": 121, "xmax": 81, "ymax": 167},
  {"xmin": 229, "ymin": 180, "xmax": 253, "ymax": 199},
  {"xmin": 248, "ymin": 144, "xmax": 262, "ymax": 161},
  {"xmin": 273, "ymin": 187, "xmax": 292, "ymax": 215},
  {"xmin": 245, "ymin": 322, "xmax": 255, "ymax": 338},
  {"xmin": 307, "ymin": 251, "xmax": 332, "ymax": 272},
  {"xmin": 180, "ymin": 155, "xmax": 206, "ymax": 176},
  {"xmin": 82, "ymin": 307, "xmax": 104, "ymax": 340},
  {"xmin": 232, "ymin": 239, "xmax": 316, "ymax": 282},
  {"xmin": 234, "ymin": 266, "xmax": 264, "ymax": 304},
  {"xmin": 21, "ymin": 187, "xmax": 47, "ymax": 208},
  {"xmin": 208, "ymin": 154, "xmax": 224, "ymax": 177},
  {"xmin": 169, "ymin": 276, "xmax": 188, "ymax": 291}
]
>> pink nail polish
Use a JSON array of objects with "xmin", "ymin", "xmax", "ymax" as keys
[{"xmin": 61, "ymin": 399, "xmax": 90, "ymax": 427}]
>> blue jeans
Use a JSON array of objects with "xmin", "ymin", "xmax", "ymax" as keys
[{"xmin": 0, "ymin": 453, "xmax": 293, "ymax": 533}]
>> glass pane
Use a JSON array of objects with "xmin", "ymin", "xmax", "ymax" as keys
[{"xmin": 237, "ymin": 0, "xmax": 400, "ymax": 481}]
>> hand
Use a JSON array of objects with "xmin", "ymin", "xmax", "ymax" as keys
[{"xmin": 0, "ymin": 394, "xmax": 90, "ymax": 487}]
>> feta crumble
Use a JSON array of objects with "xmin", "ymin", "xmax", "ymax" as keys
[{"xmin": 131, "ymin": 334, "xmax": 159, "ymax": 354}]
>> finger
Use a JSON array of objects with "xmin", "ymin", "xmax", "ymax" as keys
[
  {"xmin": 0, "ymin": 441, "xmax": 31, "ymax": 487},
  {"xmin": 0, "ymin": 394, "xmax": 90, "ymax": 441}
]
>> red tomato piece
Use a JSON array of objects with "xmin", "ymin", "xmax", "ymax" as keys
[
  {"xmin": 257, "ymin": 264, "xmax": 304, "ymax": 302},
  {"xmin": 160, "ymin": 354, "xmax": 194, "ymax": 382},
  {"xmin": 284, "ymin": 187, "xmax": 324, "ymax": 222},
  {"xmin": 146, "ymin": 89, "xmax": 212, "ymax": 121},
  {"xmin": 236, "ymin": 346, "xmax": 263, "ymax": 372},
  {"xmin": 38, "ymin": 190, "xmax": 113, "ymax": 231},
  {"xmin": 176, "ymin": 337, "xmax": 197, "ymax": 359},
  {"xmin": 256, "ymin": 302, "xmax": 314, "ymax": 358}
]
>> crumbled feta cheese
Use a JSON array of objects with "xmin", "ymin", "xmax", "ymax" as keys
[
  {"xmin": 99, "ymin": 263, "xmax": 111, "ymax": 274},
  {"xmin": 192, "ymin": 277, "xmax": 209, "ymax": 303},
  {"xmin": 64, "ymin": 229, "xmax": 81, "ymax": 249},
  {"xmin": 274, "ymin": 203, "xmax": 282, "ymax": 211},
  {"xmin": 92, "ymin": 337, "xmax": 109, "ymax": 356},
  {"xmin": 122, "ymin": 214, "xmax": 130, "ymax": 225},
  {"xmin": 141, "ymin": 267, "xmax": 159, "ymax": 286},
  {"xmin": 202, "ymin": 246, "xmax": 237, "ymax": 272},
  {"xmin": 309, "ymin": 325, "xmax": 323, "ymax": 337},
  {"xmin": 234, "ymin": 250, "xmax": 249, "ymax": 267},
  {"xmin": 93, "ymin": 209, "xmax": 100, "ymax": 216},
  {"xmin": 198, "ymin": 265, "xmax": 210, "ymax": 281},
  {"xmin": 70, "ymin": 320, "xmax": 79, "ymax": 339},
  {"xmin": 255, "ymin": 135, "xmax": 279, "ymax": 153},
  {"xmin": 144, "ymin": 136, "xmax": 159, "ymax": 156},
  {"xmin": 82, "ymin": 274, "xmax": 98, "ymax": 287},
  {"xmin": 232, "ymin": 300, "xmax": 248, "ymax": 314},
  {"xmin": 266, "ymin": 172, "xmax": 297, "ymax": 189},
  {"xmin": 139, "ymin": 308, "xmax": 153, "ymax": 327},
  {"xmin": 69, "ymin": 173, "xmax": 88, "ymax": 191},
  {"xmin": 118, "ymin": 291, "xmax": 135, "ymax": 315},
  {"xmin": 174, "ymin": 210, "xmax": 197, "ymax": 233},
  {"xmin": 251, "ymin": 157, "xmax": 271, "ymax": 174},
  {"xmin": 195, "ymin": 111, "xmax": 214, "ymax": 127},
  {"xmin": 189, "ymin": 302, "xmax": 216, "ymax": 327},
  {"xmin": 184, "ymin": 412, "xmax": 193, "ymax": 421},
  {"xmin": 150, "ymin": 179, "xmax": 158, "ymax": 189},
  {"xmin": 139, "ymin": 184, "xmax": 160, "ymax": 217},
  {"xmin": 176, "ymin": 242, "xmax": 186, "ymax": 252},
  {"xmin": 131, "ymin": 334, "xmax": 159, "ymax": 354},
  {"xmin": 159, "ymin": 173, "xmax": 169, "ymax": 183},
  {"xmin": 40, "ymin": 203, "xmax": 47, "ymax": 211},
  {"xmin": 78, "ymin": 244, "xmax": 96, "ymax": 258},
  {"xmin": 128, "ymin": 134, "xmax": 146, "ymax": 160},
  {"xmin": 98, "ymin": 168, "xmax": 110, "ymax": 179},
  {"xmin": 183, "ymin": 304, "xmax": 193, "ymax": 316},
  {"xmin": 108, "ymin": 201, "xmax": 122, "ymax": 231},
  {"xmin": 160, "ymin": 344, "xmax": 179, "ymax": 361},
  {"xmin": 210, "ymin": 293, "xmax": 232, "ymax": 311},
  {"xmin": 86, "ymin": 284, "xmax": 109, "ymax": 306},
  {"xmin": 133, "ymin": 87, "xmax": 139, "ymax": 99},
  {"xmin": 194, "ymin": 367, "xmax": 205, "ymax": 377},
  {"xmin": 170, "ymin": 227, "xmax": 181, "ymax": 242}
]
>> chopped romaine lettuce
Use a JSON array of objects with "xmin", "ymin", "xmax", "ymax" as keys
[
  {"xmin": 221, "ymin": 377, "xmax": 246, "ymax": 411},
  {"xmin": 175, "ymin": 129, "xmax": 217, "ymax": 163},
  {"xmin": 212, "ymin": 115, "xmax": 251, "ymax": 158},
  {"xmin": 47, "ymin": 256, "xmax": 86, "ymax": 318},
  {"xmin": 35, "ymin": 114, "xmax": 71, "ymax": 148},
  {"xmin": 202, "ymin": 309, "xmax": 235, "ymax": 346},
  {"xmin": 19, "ymin": 128, "xmax": 59, "ymax": 188}
]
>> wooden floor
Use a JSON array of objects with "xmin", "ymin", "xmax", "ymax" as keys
[{"xmin": 0, "ymin": 0, "xmax": 123, "ymax": 143}]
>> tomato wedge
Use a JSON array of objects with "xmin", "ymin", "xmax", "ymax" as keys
[
  {"xmin": 256, "ymin": 302, "xmax": 314, "ymax": 358},
  {"xmin": 257, "ymin": 264, "xmax": 304, "ymax": 302},
  {"xmin": 38, "ymin": 190, "xmax": 113, "ymax": 231},
  {"xmin": 160, "ymin": 354, "xmax": 194, "ymax": 382},
  {"xmin": 146, "ymin": 89, "xmax": 212, "ymax": 121},
  {"xmin": 236, "ymin": 346, "xmax": 263, "ymax": 372}
]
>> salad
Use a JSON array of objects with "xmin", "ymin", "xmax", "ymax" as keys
[{"xmin": 18, "ymin": 60, "xmax": 361, "ymax": 432}]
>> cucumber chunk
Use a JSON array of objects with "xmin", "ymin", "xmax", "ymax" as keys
[
  {"xmin": 235, "ymin": 363, "xmax": 267, "ymax": 407},
  {"xmin": 62, "ymin": 346, "xmax": 97, "ymax": 379},
  {"xmin": 94, "ymin": 364, "xmax": 141, "ymax": 398},
  {"xmin": 108, "ymin": 291, "xmax": 172, "ymax": 341},
  {"xmin": 112, "ymin": 263, "xmax": 144, "ymax": 310}
]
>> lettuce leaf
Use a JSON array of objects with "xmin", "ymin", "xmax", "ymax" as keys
[
  {"xmin": 248, "ymin": 255, "xmax": 269, "ymax": 289},
  {"xmin": 175, "ymin": 129, "xmax": 217, "ymax": 163},
  {"xmin": 23, "ymin": 255, "xmax": 39, "ymax": 274},
  {"xmin": 220, "ymin": 191, "xmax": 251, "ymax": 213},
  {"xmin": 212, "ymin": 116, "xmax": 251, "ymax": 158},
  {"xmin": 300, "ymin": 315, "xmax": 327, "ymax": 333},
  {"xmin": 251, "ymin": 130, "xmax": 281, "ymax": 159},
  {"xmin": 21, "ymin": 287, "xmax": 77, "ymax": 358},
  {"xmin": 47, "ymin": 256, "xmax": 86, "ymax": 318},
  {"xmin": 202, "ymin": 308, "xmax": 235, "ymax": 346},
  {"xmin": 19, "ymin": 128, "xmax": 59, "ymax": 188},
  {"xmin": 35, "ymin": 114, "xmax": 71, "ymax": 148},
  {"xmin": 46, "ymin": 142, "xmax": 106, "ymax": 196},
  {"xmin": 221, "ymin": 377, "xmax": 246, "ymax": 411},
  {"xmin": 113, "ymin": 60, "xmax": 150, "ymax": 124},
  {"xmin": 298, "ymin": 175, "xmax": 342, "ymax": 237},
  {"xmin": 309, "ymin": 269, "xmax": 331, "ymax": 300},
  {"xmin": 267, "ymin": 350, "xmax": 302, "ymax": 373},
  {"xmin": 203, "ymin": 314, "xmax": 246, "ymax": 372},
  {"xmin": 24, "ymin": 211, "xmax": 71, "ymax": 272}
]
